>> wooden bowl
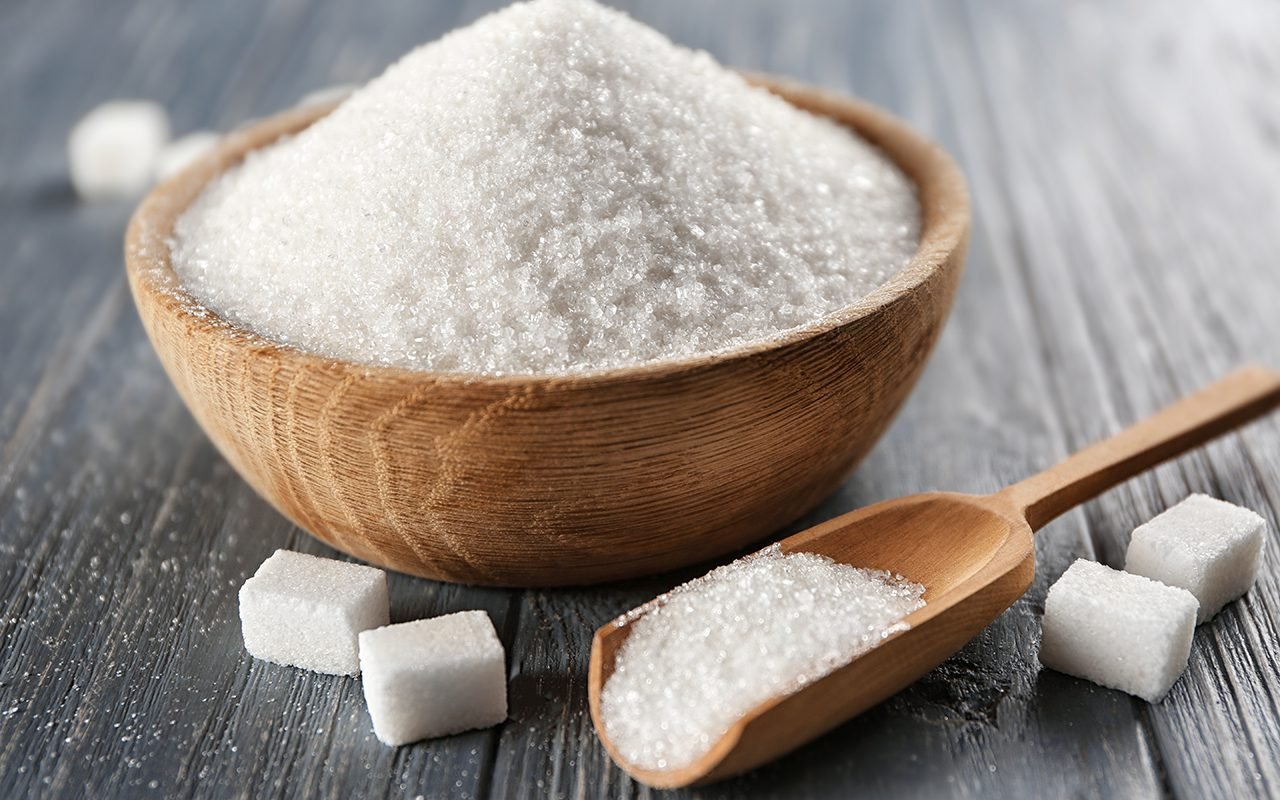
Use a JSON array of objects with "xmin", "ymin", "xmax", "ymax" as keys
[{"xmin": 124, "ymin": 75, "xmax": 969, "ymax": 587}]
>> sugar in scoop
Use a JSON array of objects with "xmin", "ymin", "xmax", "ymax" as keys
[
  {"xmin": 599, "ymin": 544, "xmax": 925, "ymax": 772},
  {"xmin": 171, "ymin": 0, "xmax": 919, "ymax": 376}
]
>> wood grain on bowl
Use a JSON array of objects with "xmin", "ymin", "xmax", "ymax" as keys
[{"xmin": 123, "ymin": 75, "xmax": 970, "ymax": 587}]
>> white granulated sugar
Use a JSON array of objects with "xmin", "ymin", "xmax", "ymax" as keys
[
  {"xmin": 1125, "ymin": 493, "xmax": 1267, "ymax": 623},
  {"xmin": 157, "ymin": 131, "xmax": 220, "ymax": 180},
  {"xmin": 599, "ymin": 544, "xmax": 925, "ymax": 772},
  {"xmin": 171, "ymin": 0, "xmax": 919, "ymax": 376},
  {"xmin": 238, "ymin": 549, "xmax": 389, "ymax": 676},
  {"xmin": 69, "ymin": 100, "xmax": 170, "ymax": 200}
]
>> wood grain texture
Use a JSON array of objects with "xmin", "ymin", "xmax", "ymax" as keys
[
  {"xmin": 124, "ymin": 78, "xmax": 968, "ymax": 587},
  {"xmin": 2, "ymin": 0, "xmax": 1280, "ymax": 798}
]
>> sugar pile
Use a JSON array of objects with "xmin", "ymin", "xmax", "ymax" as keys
[
  {"xmin": 599, "ymin": 544, "xmax": 925, "ymax": 772},
  {"xmin": 171, "ymin": 0, "xmax": 919, "ymax": 376}
]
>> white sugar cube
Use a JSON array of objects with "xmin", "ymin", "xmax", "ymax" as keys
[
  {"xmin": 1125, "ymin": 494, "xmax": 1267, "ymax": 623},
  {"xmin": 156, "ymin": 131, "xmax": 220, "ymax": 180},
  {"xmin": 239, "ymin": 549, "xmax": 389, "ymax": 675},
  {"xmin": 1039, "ymin": 559, "xmax": 1198, "ymax": 702},
  {"xmin": 68, "ymin": 100, "xmax": 170, "ymax": 200},
  {"xmin": 359, "ymin": 610, "xmax": 507, "ymax": 746}
]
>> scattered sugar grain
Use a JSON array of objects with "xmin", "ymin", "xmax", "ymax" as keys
[
  {"xmin": 298, "ymin": 83, "xmax": 360, "ymax": 107},
  {"xmin": 599, "ymin": 544, "xmax": 925, "ymax": 772},
  {"xmin": 1039, "ymin": 559, "xmax": 1198, "ymax": 702},
  {"xmin": 1125, "ymin": 494, "xmax": 1267, "ymax": 623},
  {"xmin": 172, "ymin": 0, "xmax": 919, "ymax": 376},
  {"xmin": 69, "ymin": 100, "xmax": 170, "ymax": 200},
  {"xmin": 157, "ymin": 131, "xmax": 220, "ymax": 180},
  {"xmin": 238, "ymin": 549, "xmax": 389, "ymax": 675},
  {"xmin": 359, "ymin": 610, "xmax": 507, "ymax": 746}
]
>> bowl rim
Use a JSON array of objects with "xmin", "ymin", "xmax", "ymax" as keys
[{"xmin": 125, "ymin": 72, "xmax": 969, "ymax": 388}]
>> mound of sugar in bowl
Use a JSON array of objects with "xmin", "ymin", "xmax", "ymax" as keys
[
  {"xmin": 171, "ymin": 0, "xmax": 919, "ymax": 376},
  {"xmin": 1039, "ymin": 559, "xmax": 1198, "ymax": 702},
  {"xmin": 68, "ymin": 100, "xmax": 170, "ymax": 200},
  {"xmin": 239, "ymin": 550, "xmax": 389, "ymax": 675},
  {"xmin": 599, "ymin": 544, "xmax": 924, "ymax": 772},
  {"xmin": 1125, "ymin": 494, "xmax": 1267, "ymax": 623},
  {"xmin": 358, "ymin": 611, "xmax": 508, "ymax": 745}
]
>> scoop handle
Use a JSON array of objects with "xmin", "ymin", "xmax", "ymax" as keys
[{"xmin": 996, "ymin": 365, "xmax": 1280, "ymax": 530}]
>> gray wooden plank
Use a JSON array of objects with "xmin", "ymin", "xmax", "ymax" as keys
[
  {"xmin": 961, "ymin": 1, "xmax": 1280, "ymax": 797},
  {"xmin": 4, "ymin": 0, "xmax": 1280, "ymax": 797}
]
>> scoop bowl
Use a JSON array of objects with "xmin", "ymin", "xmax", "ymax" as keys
[
  {"xmin": 123, "ymin": 75, "xmax": 970, "ymax": 587},
  {"xmin": 590, "ymin": 491, "xmax": 1033, "ymax": 787}
]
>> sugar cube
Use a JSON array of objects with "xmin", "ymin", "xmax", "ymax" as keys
[
  {"xmin": 1039, "ymin": 559, "xmax": 1198, "ymax": 702},
  {"xmin": 239, "ymin": 549, "xmax": 389, "ymax": 675},
  {"xmin": 68, "ymin": 100, "xmax": 170, "ymax": 200},
  {"xmin": 156, "ymin": 131, "xmax": 220, "ymax": 180},
  {"xmin": 1125, "ymin": 494, "xmax": 1267, "ymax": 623},
  {"xmin": 359, "ymin": 611, "xmax": 507, "ymax": 746}
]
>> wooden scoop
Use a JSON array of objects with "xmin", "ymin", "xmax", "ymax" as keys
[{"xmin": 588, "ymin": 365, "xmax": 1280, "ymax": 788}]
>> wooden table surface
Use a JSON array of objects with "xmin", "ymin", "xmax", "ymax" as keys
[{"xmin": 4, "ymin": 0, "xmax": 1280, "ymax": 797}]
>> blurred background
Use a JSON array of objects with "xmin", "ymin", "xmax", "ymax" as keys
[{"xmin": 3, "ymin": 1, "xmax": 1280, "ymax": 798}]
